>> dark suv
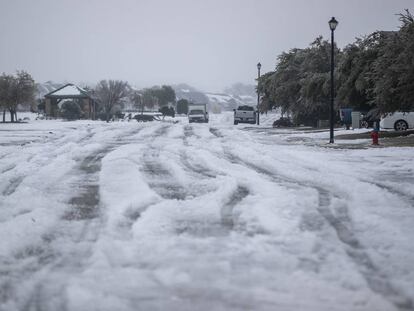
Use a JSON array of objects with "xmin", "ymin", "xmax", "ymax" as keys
[{"xmin": 272, "ymin": 117, "xmax": 293, "ymax": 128}]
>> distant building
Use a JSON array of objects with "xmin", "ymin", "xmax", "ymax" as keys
[{"xmin": 44, "ymin": 84, "xmax": 96, "ymax": 119}]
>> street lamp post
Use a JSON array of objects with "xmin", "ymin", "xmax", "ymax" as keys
[
  {"xmin": 257, "ymin": 62, "xmax": 261, "ymax": 125},
  {"xmin": 328, "ymin": 17, "xmax": 338, "ymax": 143},
  {"xmin": 141, "ymin": 94, "xmax": 144, "ymax": 115}
]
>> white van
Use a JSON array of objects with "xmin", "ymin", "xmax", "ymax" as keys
[
  {"xmin": 188, "ymin": 104, "xmax": 209, "ymax": 123},
  {"xmin": 380, "ymin": 112, "xmax": 414, "ymax": 131}
]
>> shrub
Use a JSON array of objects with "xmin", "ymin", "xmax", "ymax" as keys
[{"xmin": 61, "ymin": 101, "xmax": 81, "ymax": 120}]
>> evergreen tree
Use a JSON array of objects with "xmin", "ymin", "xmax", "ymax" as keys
[
  {"xmin": 176, "ymin": 99, "xmax": 189, "ymax": 114},
  {"xmin": 373, "ymin": 10, "xmax": 414, "ymax": 112},
  {"xmin": 258, "ymin": 37, "xmax": 340, "ymax": 125},
  {"xmin": 259, "ymin": 10, "xmax": 414, "ymax": 123},
  {"xmin": 337, "ymin": 33, "xmax": 381, "ymax": 111},
  {"xmin": 150, "ymin": 85, "xmax": 176, "ymax": 107}
]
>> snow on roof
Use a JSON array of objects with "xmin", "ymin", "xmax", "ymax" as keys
[
  {"xmin": 205, "ymin": 93, "xmax": 232, "ymax": 101},
  {"xmin": 47, "ymin": 84, "xmax": 88, "ymax": 97}
]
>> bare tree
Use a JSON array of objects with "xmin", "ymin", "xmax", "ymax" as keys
[
  {"xmin": 0, "ymin": 71, "xmax": 35, "ymax": 122},
  {"xmin": 130, "ymin": 91, "xmax": 143, "ymax": 114},
  {"xmin": 0, "ymin": 74, "xmax": 14, "ymax": 122},
  {"xmin": 95, "ymin": 80, "xmax": 129, "ymax": 122},
  {"xmin": 11, "ymin": 71, "xmax": 35, "ymax": 122}
]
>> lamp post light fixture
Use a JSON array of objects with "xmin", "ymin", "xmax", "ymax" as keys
[
  {"xmin": 328, "ymin": 17, "xmax": 338, "ymax": 143},
  {"xmin": 257, "ymin": 62, "xmax": 261, "ymax": 125}
]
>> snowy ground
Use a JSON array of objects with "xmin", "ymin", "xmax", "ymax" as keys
[{"xmin": 1, "ymin": 113, "xmax": 413, "ymax": 311}]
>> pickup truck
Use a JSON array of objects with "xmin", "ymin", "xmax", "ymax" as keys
[
  {"xmin": 188, "ymin": 104, "xmax": 209, "ymax": 123},
  {"xmin": 233, "ymin": 105, "xmax": 256, "ymax": 125}
]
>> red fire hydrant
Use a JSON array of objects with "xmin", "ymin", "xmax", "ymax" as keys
[{"xmin": 371, "ymin": 130, "xmax": 379, "ymax": 145}]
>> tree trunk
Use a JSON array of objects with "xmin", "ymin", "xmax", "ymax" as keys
[
  {"xmin": 2, "ymin": 110, "xmax": 5, "ymax": 123},
  {"xmin": 10, "ymin": 110, "xmax": 14, "ymax": 122}
]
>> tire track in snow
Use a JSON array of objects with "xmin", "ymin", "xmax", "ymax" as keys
[
  {"xmin": 0, "ymin": 164, "xmax": 16, "ymax": 174},
  {"xmin": 1, "ymin": 129, "xmax": 109, "ymax": 310},
  {"xmin": 139, "ymin": 124, "xmax": 188, "ymax": 200},
  {"xmin": 77, "ymin": 127, "xmax": 95, "ymax": 144},
  {"xmin": 2, "ymin": 176, "xmax": 25, "ymax": 196},
  {"xmin": 360, "ymin": 179, "xmax": 414, "ymax": 206},
  {"xmin": 178, "ymin": 151, "xmax": 249, "ymax": 235},
  {"xmin": 183, "ymin": 124, "xmax": 204, "ymax": 140},
  {"xmin": 64, "ymin": 126, "xmax": 144, "ymax": 221},
  {"xmin": 183, "ymin": 125, "xmax": 195, "ymax": 146},
  {"xmin": 223, "ymin": 148, "xmax": 413, "ymax": 311},
  {"xmin": 179, "ymin": 150, "xmax": 218, "ymax": 179},
  {"xmin": 109, "ymin": 124, "xmax": 193, "ymax": 235},
  {"xmin": 220, "ymin": 185, "xmax": 249, "ymax": 230},
  {"xmin": 140, "ymin": 146, "xmax": 187, "ymax": 200},
  {"xmin": 222, "ymin": 148, "xmax": 301, "ymax": 189},
  {"xmin": 10, "ymin": 126, "xmax": 145, "ymax": 311},
  {"xmin": 176, "ymin": 132, "xmax": 251, "ymax": 237},
  {"xmin": 138, "ymin": 125, "xmax": 250, "ymax": 238},
  {"xmin": 209, "ymin": 127, "xmax": 223, "ymax": 138},
  {"xmin": 0, "ymin": 151, "xmax": 13, "ymax": 160},
  {"xmin": 315, "ymin": 188, "xmax": 413, "ymax": 311},
  {"xmin": 0, "ymin": 127, "xmax": 101, "ymax": 198},
  {"xmin": 63, "ymin": 152, "xmax": 104, "ymax": 221},
  {"xmin": 174, "ymin": 185, "xmax": 249, "ymax": 238},
  {"xmin": 138, "ymin": 125, "xmax": 225, "ymax": 236},
  {"xmin": 154, "ymin": 124, "xmax": 172, "ymax": 137}
]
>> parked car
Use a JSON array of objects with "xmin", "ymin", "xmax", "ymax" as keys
[
  {"xmin": 272, "ymin": 117, "xmax": 293, "ymax": 128},
  {"xmin": 234, "ymin": 105, "xmax": 256, "ymax": 125},
  {"xmin": 380, "ymin": 112, "xmax": 414, "ymax": 131},
  {"xmin": 134, "ymin": 114, "xmax": 159, "ymax": 122},
  {"xmin": 360, "ymin": 108, "xmax": 381, "ymax": 128}
]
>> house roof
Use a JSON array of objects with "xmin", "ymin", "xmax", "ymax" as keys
[{"xmin": 45, "ymin": 83, "xmax": 91, "ymax": 99}]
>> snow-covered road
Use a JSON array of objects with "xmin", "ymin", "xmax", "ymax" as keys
[{"xmin": 1, "ymin": 114, "xmax": 413, "ymax": 311}]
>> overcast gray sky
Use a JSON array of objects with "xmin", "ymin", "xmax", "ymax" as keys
[{"xmin": 0, "ymin": 0, "xmax": 413, "ymax": 92}]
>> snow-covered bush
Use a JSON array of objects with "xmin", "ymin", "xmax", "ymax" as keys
[{"xmin": 61, "ymin": 101, "xmax": 81, "ymax": 120}]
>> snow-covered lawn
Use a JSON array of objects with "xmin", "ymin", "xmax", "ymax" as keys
[{"xmin": 1, "ymin": 113, "xmax": 413, "ymax": 311}]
